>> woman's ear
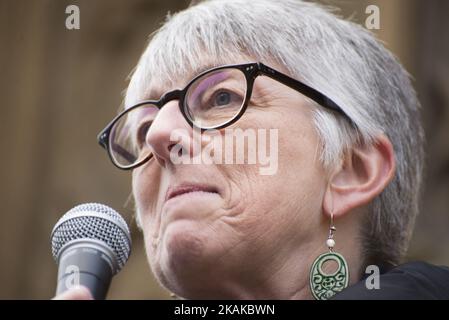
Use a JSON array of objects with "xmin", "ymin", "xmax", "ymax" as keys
[{"xmin": 323, "ymin": 134, "xmax": 396, "ymax": 218}]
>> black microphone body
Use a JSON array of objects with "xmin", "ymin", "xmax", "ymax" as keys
[
  {"xmin": 55, "ymin": 239, "xmax": 116, "ymax": 299},
  {"xmin": 51, "ymin": 203, "xmax": 131, "ymax": 300}
]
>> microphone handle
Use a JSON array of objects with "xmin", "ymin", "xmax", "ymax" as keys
[{"xmin": 56, "ymin": 240, "xmax": 116, "ymax": 300}]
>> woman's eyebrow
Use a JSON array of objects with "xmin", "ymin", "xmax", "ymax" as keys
[
  {"xmin": 189, "ymin": 72, "xmax": 230, "ymax": 102},
  {"xmin": 140, "ymin": 63, "xmax": 229, "ymax": 101},
  {"xmin": 141, "ymin": 87, "xmax": 165, "ymax": 102},
  {"xmin": 190, "ymin": 63, "xmax": 222, "ymax": 78}
]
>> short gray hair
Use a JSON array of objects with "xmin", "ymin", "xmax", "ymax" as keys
[{"xmin": 126, "ymin": 0, "xmax": 425, "ymax": 266}]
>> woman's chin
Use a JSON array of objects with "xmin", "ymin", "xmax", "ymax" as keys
[
  {"xmin": 156, "ymin": 221, "xmax": 220, "ymax": 285},
  {"xmin": 164, "ymin": 222, "xmax": 206, "ymax": 264}
]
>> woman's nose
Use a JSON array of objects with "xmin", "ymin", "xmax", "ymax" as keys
[{"xmin": 145, "ymin": 100, "xmax": 192, "ymax": 168}]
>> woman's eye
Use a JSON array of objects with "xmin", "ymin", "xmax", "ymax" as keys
[
  {"xmin": 204, "ymin": 89, "xmax": 241, "ymax": 109},
  {"xmin": 215, "ymin": 91, "xmax": 231, "ymax": 106}
]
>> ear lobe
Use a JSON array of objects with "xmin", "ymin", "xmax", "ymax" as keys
[{"xmin": 323, "ymin": 134, "xmax": 396, "ymax": 218}]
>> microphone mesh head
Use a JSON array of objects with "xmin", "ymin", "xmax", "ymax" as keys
[{"xmin": 51, "ymin": 203, "xmax": 132, "ymax": 272}]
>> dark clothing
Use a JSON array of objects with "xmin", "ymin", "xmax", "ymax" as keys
[{"xmin": 333, "ymin": 261, "xmax": 449, "ymax": 300}]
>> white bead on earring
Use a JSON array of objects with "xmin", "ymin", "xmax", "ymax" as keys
[{"xmin": 326, "ymin": 238, "xmax": 335, "ymax": 248}]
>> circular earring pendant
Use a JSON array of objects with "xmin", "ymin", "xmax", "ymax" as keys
[{"xmin": 309, "ymin": 251, "xmax": 349, "ymax": 300}]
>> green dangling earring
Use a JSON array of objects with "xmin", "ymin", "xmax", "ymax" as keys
[{"xmin": 309, "ymin": 212, "xmax": 349, "ymax": 300}]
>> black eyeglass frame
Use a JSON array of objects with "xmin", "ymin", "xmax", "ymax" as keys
[{"xmin": 98, "ymin": 62, "xmax": 353, "ymax": 170}]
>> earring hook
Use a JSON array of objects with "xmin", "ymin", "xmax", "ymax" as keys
[{"xmin": 327, "ymin": 212, "xmax": 336, "ymax": 252}]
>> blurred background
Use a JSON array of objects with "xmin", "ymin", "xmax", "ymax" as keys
[{"xmin": 0, "ymin": 0, "xmax": 448, "ymax": 299}]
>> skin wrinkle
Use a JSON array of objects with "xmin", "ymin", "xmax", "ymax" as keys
[
  {"xmin": 212, "ymin": 221, "xmax": 247, "ymax": 267},
  {"xmin": 133, "ymin": 160, "xmax": 161, "ymax": 233}
]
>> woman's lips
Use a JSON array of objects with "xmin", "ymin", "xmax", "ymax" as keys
[{"xmin": 165, "ymin": 184, "xmax": 219, "ymax": 202}]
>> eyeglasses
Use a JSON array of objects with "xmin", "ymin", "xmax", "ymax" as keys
[{"xmin": 98, "ymin": 62, "xmax": 353, "ymax": 170}]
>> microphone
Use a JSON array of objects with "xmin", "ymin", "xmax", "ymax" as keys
[{"xmin": 51, "ymin": 203, "xmax": 132, "ymax": 299}]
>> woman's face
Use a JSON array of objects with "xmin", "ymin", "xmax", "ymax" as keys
[{"xmin": 132, "ymin": 61, "xmax": 329, "ymax": 298}]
